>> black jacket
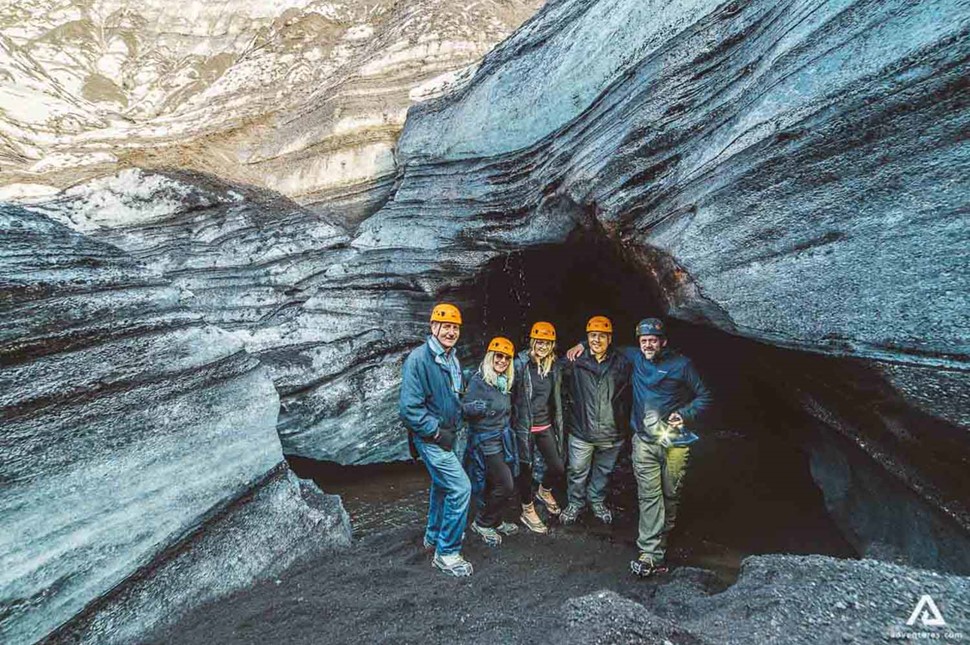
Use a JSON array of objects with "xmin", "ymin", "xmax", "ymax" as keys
[
  {"xmin": 562, "ymin": 347, "xmax": 632, "ymax": 445},
  {"xmin": 511, "ymin": 350, "xmax": 564, "ymax": 463}
]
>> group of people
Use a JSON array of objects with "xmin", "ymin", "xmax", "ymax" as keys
[{"xmin": 399, "ymin": 303, "xmax": 711, "ymax": 578}]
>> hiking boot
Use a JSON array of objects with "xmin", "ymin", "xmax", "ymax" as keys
[
  {"xmin": 559, "ymin": 503, "xmax": 583, "ymax": 525},
  {"xmin": 630, "ymin": 553, "xmax": 669, "ymax": 578},
  {"xmin": 471, "ymin": 521, "xmax": 503, "ymax": 546},
  {"xmin": 520, "ymin": 503, "xmax": 549, "ymax": 534},
  {"xmin": 535, "ymin": 486, "xmax": 561, "ymax": 515},
  {"xmin": 433, "ymin": 552, "xmax": 474, "ymax": 577},
  {"xmin": 590, "ymin": 503, "xmax": 613, "ymax": 525}
]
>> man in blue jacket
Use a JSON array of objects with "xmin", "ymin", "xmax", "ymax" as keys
[
  {"xmin": 625, "ymin": 318, "xmax": 711, "ymax": 577},
  {"xmin": 399, "ymin": 303, "xmax": 473, "ymax": 577},
  {"xmin": 567, "ymin": 317, "xmax": 711, "ymax": 576}
]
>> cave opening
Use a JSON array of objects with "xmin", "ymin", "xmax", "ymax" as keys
[
  {"xmin": 441, "ymin": 228, "xmax": 859, "ymax": 569},
  {"xmin": 295, "ymin": 228, "xmax": 863, "ymax": 577}
]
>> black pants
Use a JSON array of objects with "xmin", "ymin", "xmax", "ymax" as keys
[
  {"xmin": 479, "ymin": 452, "xmax": 515, "ymax": 528},
  {"xmin": 517, "ymin": 429, "xmax": 565, "ymax": 504}
]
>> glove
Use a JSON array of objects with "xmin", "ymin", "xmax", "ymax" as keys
[
  {"xmin": 467, "ymin": 400, "xmax": 488, "ymax": 417},
  {"xmin": 434, "ymin": 427, "xmax": 456, "ymax": 451}
]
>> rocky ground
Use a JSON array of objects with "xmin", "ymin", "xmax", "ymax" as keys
[
  {"xmin": 144, "ymin": 518, "xmax": 725, "ymax": 645},
  {"xmin": 146, "ymin": 517, "xmax": 969, "ymax": 645},
  {"xmin": 146, "ymin": 455, "xmax": 970, "ymax": 645}
]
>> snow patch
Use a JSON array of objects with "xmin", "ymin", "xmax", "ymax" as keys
[
  {"xmin": 0, "ymin": 183, "xmax": 60, "ymax": 203},
  {"xmin": 29, "ymin": 169, "xmax": 230, "ymax": 232},
  {"xmin": 29, "ymin": 152, "xmax": 118, "ymax": 174},
  {"xmin": 409, "ymin": 64, "xmax": 479, "ymax": 103},
  {"xmin": 344, "ymin": 24, "xmax": 374, "ymax": 41}
]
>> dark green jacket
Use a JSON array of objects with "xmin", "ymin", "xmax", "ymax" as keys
[{"xmin": 562, "ymin": 347, "xmax": 632, "ymax": 445}]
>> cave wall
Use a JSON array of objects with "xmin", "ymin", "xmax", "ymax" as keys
[
  {"xmin": 25, "ymin": 168, "xmax": 420, "ymax": 465},
  {"xmin": 395, "ymin": 0, "xmax": 969, "ymax": 362},
  {"xmin": 0, "ymin": 205, "xmax": 351, "ymax": 644},
  {"xmin": 0, "ymin": 0, "xmax": 542, "ymax": 223},
  {"xmin": 16, "ymin": 1, "xmax": 968, "ymax": 563},
  {"xmin": 355, "ymin": 0, "xmax": 970, "ymax": 546},
  {"xmin": 20, "ymin": 0, "xmax": 970, "ymax": 476}
]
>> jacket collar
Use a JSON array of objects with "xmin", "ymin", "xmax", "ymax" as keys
[
  {"xmin": 645, "ymin": 346, "xmax": 678, "ymax": 365},
  {"xmin": 427, "ymin": 334, "xmax": 454, "ymax": 359},
  {"xmin": 577, "ymin": 346, "xmax": 615, "ymax": 371}
]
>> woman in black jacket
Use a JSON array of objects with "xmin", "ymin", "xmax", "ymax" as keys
[
  {"xmin": 463, "ymin": 336, "xmax": 520, "ymax": 546},
  {"xmin": 512, "ymin": 321, "xmax": 566, "ymax": 533}
]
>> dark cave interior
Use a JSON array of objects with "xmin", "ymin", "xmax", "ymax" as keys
[
  {"xmin": 296, "ymin": 228, "xmax": 970, "ymax": 574},
  {"xmin": 296, "ymin": 230, "xmax": 870, "ymax": 572},
  {"xmin": 446, "ymin": 229, "xmax": 858, "ymax": 561}
]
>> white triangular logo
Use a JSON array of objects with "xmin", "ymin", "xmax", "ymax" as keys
[{"xmin": 906, "ymin": 595, "xmax": 947, "ymax": 627}]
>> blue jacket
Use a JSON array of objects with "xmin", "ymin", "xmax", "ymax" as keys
[
  {"xmin": 461, "ymin": 371, "xmax": 512, "ymax": 436},
  {"xmin": 399, "ymin": 338, "xmax": 464, "ymax": 441},
  {"xmin": 461, "ymin": 370, "xmax": 518, "ymax": 507},
  {"xmin": 619, "ymin": 346, "xmax": 712, "ymax": 442}
]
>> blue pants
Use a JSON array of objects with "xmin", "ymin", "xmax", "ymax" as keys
[
  {"xmin": 566, "ymin": 435, "xmax": 623, "ymax": 507},
  {"xmin": 414, "ymin": 436, "xmax": 471, "ymax": 556}
]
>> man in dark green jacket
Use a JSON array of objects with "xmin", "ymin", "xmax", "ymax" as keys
[
  {"xmin": 566, "ymin": 317, "xmax": 711, "ymax": 575},
  {"xmin": 559, "ymin": 315, "xmax": 632, "ymax": 525}
]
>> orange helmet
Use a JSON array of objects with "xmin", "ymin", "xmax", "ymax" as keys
[
  {"xmin": 487, "ymin": 336, "xmax": 514, "ymax": 357},
  {"xmin": 430, "ymin": 303, "xmax": 462, "ymax": 325},
  {"xmin": 530, "ymin": 321, "xmax": 556, "ymax": 341},
  {"xmin": 586, "ymin": 315, "xmax": 613, "ymax": 333}
]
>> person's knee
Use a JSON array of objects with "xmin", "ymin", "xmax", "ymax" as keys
[
  {"xmin": 495, "ymin": 481, "xmax": 513, "ymax": 499},
  {"xmin": 633, "ymin": 465, "xmax": 652, "ymax": 485},
  {"xmin": 495, "ymin": 472, "xmax": 514, "ymax": 498},
  {"xmin": 448, "ymin": 472, "xmax": 471, "ymax": 503},
  {"xmin": 632, "ymin": 451, "xmax": 649, "ymax": 469},
  {"xmin": 546, "ymin": 459, "xmax": 565, "ymax": 479},
  {"xmin": 638, "ymin": 482, "xmax": 663, "ymax": 502},
  {"xmin": 633, "ymin": 462, "xmax": 655, "ymax": 480},
  {"xmin": 663, "ymin": 487, "xmax": 683, "ymax": 503}
]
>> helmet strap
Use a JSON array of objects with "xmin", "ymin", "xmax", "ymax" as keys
[{"xmin": 431, "ymin": 322, "xmax": 445, "ymax": 346}]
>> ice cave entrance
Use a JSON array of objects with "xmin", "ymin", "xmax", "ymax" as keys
[
  {"xmin": 448, "ymin": 229, "xmax": 857, "ymax": 562},
  {"xmin": 301, "ymin": 229, "xmax": 860, "ymax": 576}
]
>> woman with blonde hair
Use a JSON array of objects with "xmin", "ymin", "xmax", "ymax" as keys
[
  {"xmin": 512, "ymin": 322, "xmax": 566, "ymax": 533},
  {"xmin": 463, "ymin": 336, "xmax": 520, "ymax": 546}
]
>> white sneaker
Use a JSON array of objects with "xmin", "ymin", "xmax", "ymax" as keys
[
  {"xmin": 433, "ymin": 552, "xmax": 474, "ymax": 577},
  {"xmin": 495, "ymin": 521, "xmax": 520, "ymax": 536},
  {"xmin": 471, "ymin": 520, "xmax": 503, "ymax": 546}
]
